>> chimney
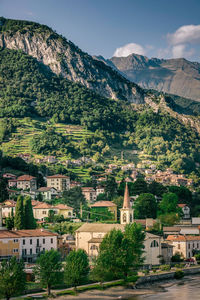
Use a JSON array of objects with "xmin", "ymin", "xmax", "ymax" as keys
[{"xmin": 123, "ymin": 183, "xmax": 130, "ymax": 209}]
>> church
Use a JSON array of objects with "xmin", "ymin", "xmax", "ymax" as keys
[{"xmin": 75, "ymin": 184, "xmax": 161, "ymax": 265}]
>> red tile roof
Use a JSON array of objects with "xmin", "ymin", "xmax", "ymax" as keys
[
  {"xmin": 33, "ymin": 202, "xmax": 53, "ymax": 209},
  {"xmin": 0, "ymin": 229, "xmax": 58, "ymax": 238},
  {"xmin": 167, "ymin": 235, "xmax": 200, "ymax": 241},
  {"xmin": 17, "ymin": 175, "xmax": 36, "ymax": 181},
  {"xmin": 55, "ymin": 204, "xmax": 73, "ymax": 210},
  {"xmin": 38, "ymin": 187, "xmax": 57, "ymax": 192},
  {"xmin": 178, "ymin": 204, "xmax": 188, "ymax": 208},
  {"xmin": 90, "ymin": 201, "xmax": 117, "ymax": 208},
  {"xmin": 46, "ymin": 174, "xmax": 69, "ymax": 179}
]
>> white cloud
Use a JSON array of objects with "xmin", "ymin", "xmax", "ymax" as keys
[
  {"xmin": 168, "ymin": 25, "xmax": 200, "ymax": 45},
  {"xmin": 113, "ymin": 43, "xmax": 146, "ymax": 57}
]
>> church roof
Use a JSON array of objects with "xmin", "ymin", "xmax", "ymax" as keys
[
  {"xmin": 123, "ymin": 183, "xmax": 130, "ymax": 208},
  {"xmin": 76, "ymin": 223, "xmax": 125, "ymax": 233}
]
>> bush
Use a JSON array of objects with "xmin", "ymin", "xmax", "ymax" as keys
[
  {"xmin": 174, "ymin": 270, "xmax": 184, "ymax": 279},
  {"xmin": 171, "ymin": 253, "xmax": 183, "ymax": 262},
  {"xmin": 160, "ymin": 264, "xmax": 171, "ymax": 271}
]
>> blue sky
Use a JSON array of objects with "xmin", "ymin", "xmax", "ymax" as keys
[{"xmin": 1, "ymin": 0, "xmax": 200, "ymax": 61}]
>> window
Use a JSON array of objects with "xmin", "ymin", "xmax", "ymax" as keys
[
  {"xmin": 42, "ymin": 211, "xmax": 47, "ymax": 215},
  {"xmin": 178, "ymin": 244, "xmax": 180, "ymax": 249},
  {"xmin": 150, "ymin": 240, "xmax": 159, "ymax": 248},
  {"xmin": 197, "ymin": 243, "xmax": 199, "ymax": 249},
  {"xmin": 37, "ymin": 239, "xmax": 39, "ymax": 246},
  {"xmin": 51, "ymin": 238, "xmax": 53, "ymax": 244},
  {"xmin": 23, "ymin": 239, "xmax": 25, "ymax": 245},
  {"xmin": 193, "ymin": 243, "xmax": 195, "ymax": 248},
  {"xmin": 43, "ymin": 248, "xmax": 45, "ymax": 252},
  {"xmin": 13, "ymin": 249, "xmax": 18, "ymax": 253},
  {"xmin": 68, "ymin": 212, "xmax": 71, "ymax": 216},
  {"xmin": 14, "ymin": 239, "xmax": 18, "ymax": 243},
  {"xmin": 43, "ymin": 238, "xmax": 45, "ymax": 244},
  {"xmin": 30, "ymin": 239, "xmax": 32, "ymax": 245},
  {"xmin": 30, "ymin": 249, "xmax": 32, "ymax": 255},
  {"xmin": 90, "ymin": 245, "xmax": 98, "ymax": 250},
  {"xmin": 188, "ymin": 243, "xmax": 190, "ymax": 249}
]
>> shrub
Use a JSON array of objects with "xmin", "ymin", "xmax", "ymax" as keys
[
  {"xmin": 160, "ymin": 264, "xmax": 171, "ymax": 271},
  {"xmin": 174, "ymin": 270, "xmax": 184, "ymax": 279}
]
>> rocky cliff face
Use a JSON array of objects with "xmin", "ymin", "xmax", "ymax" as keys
[
  {"xmin": 0, "ymin": 19, "xmax": 144, "ymax": 104},
  {"xmin": 109, "ymin": 54, "xmax": 200, "ymax": 102}
]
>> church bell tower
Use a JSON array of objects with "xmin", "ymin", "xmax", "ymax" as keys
[{"xmin": 120, "ymin": 183, "xmax": 134, "ymax": 224}]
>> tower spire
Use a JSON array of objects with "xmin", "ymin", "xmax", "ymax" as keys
[{"xmin": 123, "ymin": 183, "xmax": 130, "ymax": 208}]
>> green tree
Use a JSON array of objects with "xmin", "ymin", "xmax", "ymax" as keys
[
  {"xmin": 64, "ymin": 249, "xmax": 89, "ymax": 291},
  {"xmin": 105, "ymin": 176, "xmax": 117, "ymax": 200},
  {"xmin": 34, "ymin": 249, "xmax": 62, "ymax": 296},
  {"xmin": 132, "ymin": 178, "xmax": 148, "ymax": 195},
  {"xmin": 124, "ymin": 223, "xmax": 145, "ymax": 267},
  {"xmin": 148, "ymin": 181, "xmax": 167, "ymax": 197},
  {"xmin": 158, "ymin": 193, "xmax": 180, "ymax": 215},
  {"xmin": 93, "ymin": 228, "xmax": 139, "ymax": 281},
  {"xmin": 134, "ymin": 193, "xmax": 157, "ymax": 219},
  {"xmin": 0, "ymin": 257, "xmax": 26, "ymax": 300},
  {"xmin": 168, "ymin": 185, "xmax": 192, "ymax": 205},
  {"xmin": 5, "ymin": 208, "xmax": 14, "ymax": 230},
  {"xmin": 14, "ymin": 195, "xmax": 25, "ymax": 229},
  {"xmin": 62, "ymin": 186, "xmax": 86, "ymax": 214},
  {"xmin": 0, "ymin": 177, "xmax": 9, "ymax": 202},
  {"xmin": 24, "ymin": 196, "xmax": 37, "ymax": 229}
]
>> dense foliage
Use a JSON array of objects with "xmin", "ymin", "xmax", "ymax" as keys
[
  {"xmin": 0, "ymin": 46, "xmax": 200, "ymax": 174},
  {"xmin": 0, "ymin": 257, "xmax": 26, "ymax": 300}
]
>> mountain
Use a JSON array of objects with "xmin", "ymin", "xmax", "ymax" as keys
[
  {"xmin": 0, "ymin": 17, "xmax": 200, "ymax": 176},
  {"xmin": 108, "ymin": 53, "xmax": 200, "ymax": 102},
  {"xmin": 0, "ymin": 17, "xmax": 144, "ymax": 104}
]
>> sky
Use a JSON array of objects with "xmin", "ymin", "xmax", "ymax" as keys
[{"xmin": 1, "ymin": 0, "xmax": 200, "ymax": 61}]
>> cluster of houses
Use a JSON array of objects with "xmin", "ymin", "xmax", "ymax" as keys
[{"xmin": 0, "ymin": 183, "xmax": 199, "ymax": 267}]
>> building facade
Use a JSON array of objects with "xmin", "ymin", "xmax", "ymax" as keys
[
  {"xmin": 0, "ymin": 229, "xmax": 58, "ymax": 262},
  {"xmin": 46, "ymin": 174, "xmax": 70, "ymax": 192}
]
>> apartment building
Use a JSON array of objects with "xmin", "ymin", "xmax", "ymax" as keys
[
  {"xmin": 46, "ymin": 174, "xmax": 70, "ymax": 192},
  {"xmin": 0, "ymin": 229, "xmax": 58, "ymax": 262}
]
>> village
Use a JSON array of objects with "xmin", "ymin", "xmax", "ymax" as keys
[{"xmin": 0, "ymin": 165, "xmax": 200, "ymax": 269}]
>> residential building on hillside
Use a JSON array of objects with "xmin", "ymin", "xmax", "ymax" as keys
[
  {"xmin": 33, "ymin": 202, "xmax": 54, "ymax": 220},
  {"xmin": 90, "ymin": 201, "xmax": 117, "ymax": 221},
  {"xmin": 81, "ymin": 187, "xmax": 97, "ymax": 204},
  {"xmin": 46, "ymin": 174, "xmax": 70, "ymax": 192},
  {"xmin": 3, "ymin": 173, "xmax": 16, "ymax": 179},
  {"xmin": 37, "ymin": 187, "xmax": 58, "ymax": 200},
  {"xmin": 17, "ymin": 175, "xmax": 37, "ymax": 191},
  {"xmin": 96, "ymin": 186, "xmax": 105, "ymax": 196},
  {"xmin": 54, "ymin": 204, "xmax": 74, "ymax": 219},
  {"xmin": 0, "ymin": 229, "xmax": 58, "ymax": 262},
  {"xmin": 178, "ymin": 204, "xmax": 190, "ymax": 219},
  {"xmin": 166, "ymin": 235, "xmax": 200, "ymax": 258}
]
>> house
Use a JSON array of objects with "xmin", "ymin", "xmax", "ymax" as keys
[
  {"xmin": 76, "ymin": 184, "xmax": 161, "ymax": 265},
  {"xmin": 70, "ymin": 181, "xmax": 81, "ymax": 189},
  {"xmin": 166, "ymin": 235, "xmax": 200, "ymax": 259},
  {"xmin": 81, "ymin": 187, "xmax": 97, "ymax": 204},
  {"xmin": 163, "ymin": 226, "xmax": 181, "ymax": 238},
  {"xmin": 178, "ymin": 204, "xmax": 190, "ymax": 219},
  {"xmin": 3, "ymin": 173, "xmax": 16, "ymax": 179},
  {"xmin": 2, "ymin": 200, "xmax": 16, "ymax": 218},
  {"xmin": 46, "ymin": 174, "xmax": 70, "ymax": 192},
  {"xmin": 17, "ymin": 175, "xmax": 37, "ymax": 191},
  {"xmin": 54, "ymin": 204, "xmax": 74, "ymax": 219},
  {"xmin": 90, "ymin": 201, "xmax": 117, "ymax": 221},
  {"xmin": 161, "ymin": 243, "xmax": 173, "ymax": 264},
  {"xmin": 0, "ymin": 229, "xmax": 58, "ymax": 262},
  {"xmin": 96, "ymin": 186, "xmax": 105, "ymax": 196},
  {"xmin": 37, "ymin": 187, "xmax": 58, "ymax": 200},
  {"xmin": 33, "ymin": 202, "xmax": 55, "ymax": 220},
  {"xmin": 8, "ymin": 179, "xmax": 18, "ymax": 188}
]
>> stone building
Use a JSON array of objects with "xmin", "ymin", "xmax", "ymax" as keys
[{"xmin": 46, "ymin": 174, "xmax": 70, "ymax": 192}]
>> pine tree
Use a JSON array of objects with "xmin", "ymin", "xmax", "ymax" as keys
[
  {"xmin": 14, "ymin": 195, "xmax": 25, "ymax": 229},
  {"xmin": 24, "ymin": 196, "xmax": 36, "ymax": 229}
]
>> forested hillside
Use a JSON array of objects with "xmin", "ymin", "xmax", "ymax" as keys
[{"xmin": 0, "ymin": 47, "xmax": 200, "ymax": 175}]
